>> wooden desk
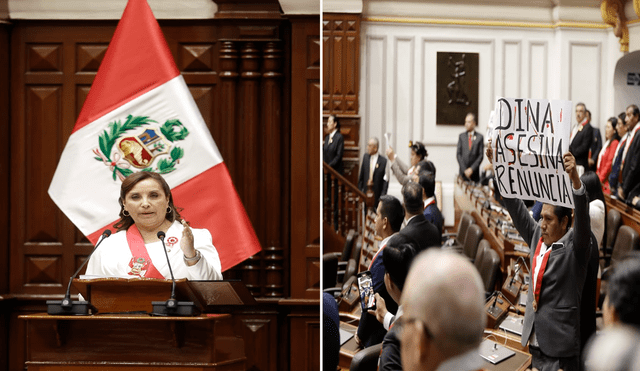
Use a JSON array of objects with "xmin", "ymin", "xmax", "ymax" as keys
[
  {"xmin": 20, "ymin": 313, "xmax": 246, "ymax": 371},
  {"xmin": 479, "ymin": 340, "xmax": 531, "ymax": 371},
  {"xmin": 338, "ymin": 322, "xmax": 359, "ymax": 369}
]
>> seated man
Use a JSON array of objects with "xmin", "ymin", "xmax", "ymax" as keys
[
  {"xmin": 602, "ymin": 252, "xmax": 640, "ymax": 328},
  {"xmin": 486, "ymin": 146, "xmax": 598, "ymax": 371},
  {"xmin": 355, "ymin": 195, "xmax": 405, "ymax": 348},
  {"xmin": 399, "ymin": 181, "xmax": 440, "ymax": 252},
  {"xmin": 375, "ymin": 238, "xmax": 417, "ymax": 371},
  {"xmin": 400, "ymin": 249, "xmax": 486, "ymax": 371},
  {"xmin": 418, "ymin": 171, "xmax": 443, "ymax": 237}
]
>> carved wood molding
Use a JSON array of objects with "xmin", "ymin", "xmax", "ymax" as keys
[{"xmin": 601, "ymin": 0, "xmax": 629, "ymax": 52}]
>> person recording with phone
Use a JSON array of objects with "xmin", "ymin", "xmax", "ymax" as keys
[
  {"xmin": 355, "ymin": 195, "xmax": 405, "ymax": 348},
  {"xmin": 85, "ymin": 171, "xmax": 222, "ymax": 280},
  {"xmin": 373, "ymin": 238, "xmax": 416, "ymax": 371}
]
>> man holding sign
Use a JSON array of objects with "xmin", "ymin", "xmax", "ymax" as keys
[{"xmin": 486, "ymin": 98, "xmax": 597, "ymax": 371}]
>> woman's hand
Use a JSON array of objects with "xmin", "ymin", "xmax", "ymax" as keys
[
  {"xmin": 180, "ymin": 220, "xmax": 198, "ymax": 266},
  {"xmin": 386, "ymin": 147, "xmax": 396, "ymax": 162}
]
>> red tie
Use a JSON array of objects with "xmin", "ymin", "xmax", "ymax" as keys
[{"xmin": 468, "ymin": 133, "xmax": 473, "ymax": 150}]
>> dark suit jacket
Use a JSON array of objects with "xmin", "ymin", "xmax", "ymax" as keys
[
  {"xmin": 323, "ymin": 131, "xmax": 344, "ymax": 174},
  {"xmin": 621, "ymin": 128, "xmax": 640, "ymax": 200},
  {"xmin": 358, "ymin": 153, "xmax": 388, "ymax": 208},
  {"xmin": 399, "ymin": 214, "xmax": 440, "ymax": 252},
  {"xmin": 456, "ymin": 131, "xmax": 484, "ymax": 182},
  {"xmin": 423, "ymin": 203, "xmax": 443, "ymax": 239},
  {"xmin": 379, "ymin": 322, "xmax": 402, "ymax": 371},
  {"xmin": 580, "ymin": 230, "xmax": 599, "ymax": 352},
  {"xmin": 503, "ymin": 185, "xmax": 596, "ymax": 358},
  {"xmin": 570, "ymin": 122, "xmax": 594, "ymax": 170},
  {"xmin": 356, "ymin": 243, "xmax": 399, "ymax": 348},
  {"xmin": 589, "ymin": 128, "xmax": 602, "ymax": 171}
]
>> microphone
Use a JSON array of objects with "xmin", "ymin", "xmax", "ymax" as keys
[
  {"xmin": 47, "ymin": 229, "xmax": 112, "ymax": 315},
  {"xmin": 151, "ymin": 230, "xmax": 197, "ymax": 316},
  {"xmin": 508, "ymin": 263, "xmax": 521, "ymax": 287}
]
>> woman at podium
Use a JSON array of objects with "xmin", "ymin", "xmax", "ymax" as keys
[{"xmin": 86, "ymin": 172, "xmax": 223, "ymax": 280}]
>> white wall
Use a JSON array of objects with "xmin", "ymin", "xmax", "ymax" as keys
[{"xmin": 360, "ymin": 18, "xmax": 622, "ymax": 225}]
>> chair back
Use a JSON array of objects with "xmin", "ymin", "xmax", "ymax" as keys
[
  {"xmin": 463, "ymin": 224, "xmax": 483, "ymax": 260},
  {"xmin": 611, "ymin": 225, "xmax": 640, "ymax": 267},
  {"xmin": 343, "ymin": 259, "xmax": 358, "ymax": 290},
  {"xmin": 323, "ymin": 253, "xmax": 338, "ymax": 289},
  {"xmin": 474, "ymin": 239, "xmax": 490, "ymax": 270},
  {"xmin": 457, "ymin": 213, "xmax": 475, "ymax": 245},
  {"xmin": 605, "ymin": 209, "xmax": 622, "ymax": 251},
  {"xmin": 341, "ymin": 229, "xmax": 357, "ymax": 262},
  {"xmin": 350, "ymin": 343, "xmax": 383, "ymax": 371},
  {"xmin": 479, "ymin": 248, "xmax": 501, "ymax": 292}
]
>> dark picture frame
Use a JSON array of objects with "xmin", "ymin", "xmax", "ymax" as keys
[{"xmin": 436, "ymin": 52, "xmax": 479, "ymax": 126}]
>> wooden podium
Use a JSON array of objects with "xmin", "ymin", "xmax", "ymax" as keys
[{"xmin": 20, "ymin": 278, "xmax": 256, "ymax": 371}]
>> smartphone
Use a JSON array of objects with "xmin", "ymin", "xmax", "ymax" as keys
[{"xmin": 356, "ymin": 271, "xmax": 376, "ymax": 311}]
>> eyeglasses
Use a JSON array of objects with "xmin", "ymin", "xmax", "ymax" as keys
[{"xmin": 393, "ymin": 316, "xmax": 434, "ymax": 341}]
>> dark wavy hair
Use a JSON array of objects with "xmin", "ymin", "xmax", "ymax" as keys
[
  {"xmin": 409, "ymin": 141, "xmax": 427, "ymax": 160},
  {"xmin": 113, "ymin": 172, "xmax": 183, "ymax": 232},
  {"xmin": 608, "ymin": 117, "xmax": 620, "ymax": 142}
]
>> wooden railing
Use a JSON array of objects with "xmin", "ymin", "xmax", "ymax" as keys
[{"xmin": 323, "ymin": 161, "xmax": 374, "ymax": 239}]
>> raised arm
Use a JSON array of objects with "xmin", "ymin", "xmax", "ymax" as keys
[{"xmin": 564, "ymin": 151, "xmax": 591, "ymax": 254}]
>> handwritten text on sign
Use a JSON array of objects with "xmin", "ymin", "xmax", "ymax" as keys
[{"xmin": 490, "ymin": 98, "xmax": 574, "ymax": 208}]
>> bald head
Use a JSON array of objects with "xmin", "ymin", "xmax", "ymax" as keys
[{"xmin": 402, "ymin": 250, "xmax": 485, "ymax": 360}]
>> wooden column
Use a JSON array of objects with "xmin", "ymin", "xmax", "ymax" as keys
[{"xmin": 262, "ymin": 41, "xmax": 286, "ymax": 298}]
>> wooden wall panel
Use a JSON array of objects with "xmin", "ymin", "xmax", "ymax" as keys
[
  {"xmin": 290, "ymin": 311, "xmax": 321, "ymax": 371},
  {"xmin": 0, "ymin": 21, "xmax": 10, "ymax": 296},
  {"xmin": 290, "ymin": 17, "xmax": 320, "ymax": 300},
  {"xmin": 0, "ymin": 19, "xmax": 10, "ymax": 371},
  {"xmin": 322, "ymin": 13, "xmax": 360, "ymax": 116}
]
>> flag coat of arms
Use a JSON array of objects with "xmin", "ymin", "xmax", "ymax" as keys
[{"xmin": 48, "ymin": 0, "xmax": 261, "ymax": 271}]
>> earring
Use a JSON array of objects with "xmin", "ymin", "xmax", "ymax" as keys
[
  {"xmin": 166, "ymin": 206, "xmax": 172, "ymax": 214},
  {"xmin": 123, "ymin": 210, "xmax": 130, "ymax": 216}
]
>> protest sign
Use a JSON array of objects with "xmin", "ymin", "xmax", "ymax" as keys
[{"xmin": 490, "ymin": 97, "xmax": 574, "ymax": 208}]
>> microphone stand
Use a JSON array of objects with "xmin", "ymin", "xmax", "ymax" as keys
[
  {"xmin": 46, "ymin": 229, "xmax": 112, "ymax": 315},
  {"xmin": 151, "ymin": 231, "xmax": 197, "ymax": 316}
]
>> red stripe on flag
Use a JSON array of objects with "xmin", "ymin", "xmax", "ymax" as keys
[
  {"xmin": 173, "ymin": 164, "xmax": 262, "ymax": 271},
  {"xmin": 86, "ymin": 163, "xmax": 262, "ymax": 272},
  {"xmin": 74, "ymin": 0, "xmax": 179, "ymax": 133}
]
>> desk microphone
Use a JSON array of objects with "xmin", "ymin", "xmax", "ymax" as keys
[
  {"xmin": 508, "ymin": 263, "xmax": 521, "ymax": 287},
  {"xmin": 151, "ymin": 231, "xmax": 197, "ymax": 316},
  {"xmin": 46, "ymin": 229, "xmax": 112, "ymax": 315}
]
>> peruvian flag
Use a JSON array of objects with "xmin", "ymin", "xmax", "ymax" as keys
[{"xmin": 48, "ymin": 0, "xmax": 261, "ymax": 271}]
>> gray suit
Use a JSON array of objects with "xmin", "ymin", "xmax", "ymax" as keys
[{"xmin": 502, "ymin": 184, "xmax": 596, "ymax": 359}]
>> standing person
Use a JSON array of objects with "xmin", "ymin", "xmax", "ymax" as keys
[
  {"xmin": 486, "ymin": 146, "xmax": 597, "ymax": 371},
  {"xmin": 596, "ymin": 117, "xmax": 620, "ymax": 195},
  {"xmin": 609, "ymin": 114, "xmax": 629, "ymax": 196},
  {"xmin": 324, "ymin": 115, "xmax": 344, "ymax": 230},
  {"xmin": 358, "ymin": 137, "xmax": 389, "ymax": 209},
  {"xmin": 386, "ymin": 141, "xmax": 428, "ymax": 186},
  {"xmin": 399, "ymin": 250, "xmax": 486, "ymax": 371},
  {"xmin": 86, "ymin": 172, "xmax": 222, "ymax": 280},
  {"xmin": 570, "ymin": 102, "xmax": 594, "ymax": 173},
  {"xmin": 456, "ymin": 112, "xmax": 484, "ymax": 182},
  {"xmin": 618, "ymin": 104, "xmax": 640, "ymax": 201},
  {"xmin": 588, "ymin": 110, "xmax": 602, "ymax": 172}
]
